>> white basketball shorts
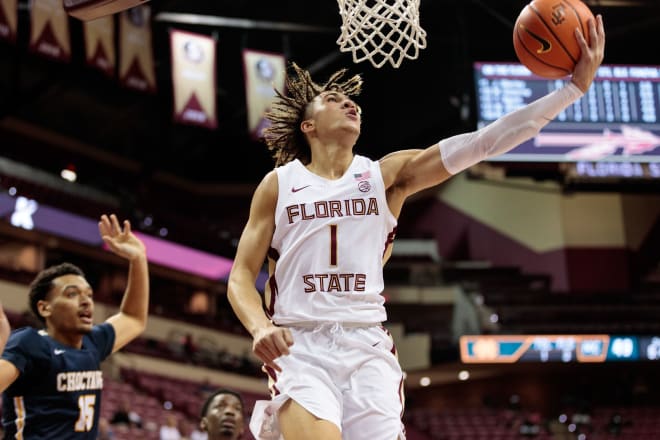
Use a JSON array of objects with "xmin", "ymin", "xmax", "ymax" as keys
[{"xmin": 249, "ymin": 322, "xmax": 406, "ymax": 440}]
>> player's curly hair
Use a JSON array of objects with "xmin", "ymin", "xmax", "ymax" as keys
[{"xmin": 263, "ymin": 62, "xmax": 363, "ymax": 167}]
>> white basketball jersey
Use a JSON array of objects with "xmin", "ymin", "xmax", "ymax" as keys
[{"xmin": 266, "ymin": 155, "xmax": 397, "ymax": 324}]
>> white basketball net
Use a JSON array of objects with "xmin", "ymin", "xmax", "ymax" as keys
[{"xmin": 336, "ymin": 0, "xmax": 427, "ymax": 69}]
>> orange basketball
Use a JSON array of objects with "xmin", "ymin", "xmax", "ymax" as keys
[{"xmin": 513, "ymin": 0, "xmax": 594, "ymax": 78}]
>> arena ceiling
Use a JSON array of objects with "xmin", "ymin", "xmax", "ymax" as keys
[{"xmin": 1, "ymin": 0, "xmax": 659, "ymax": 189}]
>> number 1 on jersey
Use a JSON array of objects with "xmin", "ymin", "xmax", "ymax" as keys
[{"xmin": 330, "ymin": 224, "xmax": 337, "ymax": 266}]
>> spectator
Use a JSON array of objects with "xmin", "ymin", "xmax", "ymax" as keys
[
  {"xmin": 519, "ymin": 412, "xmax": 541, "ymax": 437},
  {"xmin": 572, "ymin": 404, "xmax": 593, "ymax": 434},
  {"xmin": 160, "ymin": 413, "xmax": 182, "ymax": 440},
  {"xmin": 182, "ymin": 332, "xmax": 198, "ymax": 363},
  {"xmin": 98, "ymin": 417, "xmax": 115, "ymax": 440},
  {"xmin": 607, "ymin": 413, "xmax": 624, "ymax": 435},
  {"xmin": 189, "ymin": 425, "xmax": 207, "ymax": 440},
  {"xmin": 110, "ymin": 397, "xmax": 143, "ymax": 428}
]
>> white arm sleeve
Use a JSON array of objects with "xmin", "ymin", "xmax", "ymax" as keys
[{"xmin": 439, "ymin": 82, "xmax": 584, "ymax": 175}]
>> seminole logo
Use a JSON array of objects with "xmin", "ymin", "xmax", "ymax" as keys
[{"xmin": 519, "ymin": 23, "xmax": 551, "ymax": 54}]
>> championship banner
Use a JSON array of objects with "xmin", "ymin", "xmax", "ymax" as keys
[
  {"xmin": 83, "ymin": 15, "xmax": 115, "ymax": 77},
  {"xmin": 242, "ymin": 49, "xmax": 286, "ymax": 139},
  {"xmin": 0, "ymin": 0, "xmax": 17, "ymax": 43},
  {"xmin": 118, "ymin": 5, "xmax": 156, "ymax": 92},
  {"xmin": 29, "ymin": 0, "xmax": 71, "ymax": 62},
  {"xmin": 170, "ymin": 29, "xmax": 217, "ymax": 129}
]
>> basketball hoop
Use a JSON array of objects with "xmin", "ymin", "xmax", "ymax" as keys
[{"xmin": 336, "ymin": 0, "xmax": 427, "ymax": 69}]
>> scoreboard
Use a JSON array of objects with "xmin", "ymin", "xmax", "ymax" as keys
[
  {"xmin": 474, "ymin": 62, "xmax": 660, "ymax": 164},
  {"xmin": 460, "ymin": 334, "xmax": 660, "ymax": 363}
]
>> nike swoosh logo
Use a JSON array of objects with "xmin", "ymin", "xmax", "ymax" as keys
[
  {"xmin": 291, "ymin": 185, "xmax": 311, "ymax": 193},
  {"xmin": 54, "ymin": 349, "xmax": 65, "ymax": 355},
  {"xmin": 520, "ymin": 24, "xmax": 551, "ymax": 54}
]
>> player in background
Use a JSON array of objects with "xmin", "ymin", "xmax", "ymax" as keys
[{"xmin": 197, "ymin": 388, "xmax": 245, "ymax": 440}]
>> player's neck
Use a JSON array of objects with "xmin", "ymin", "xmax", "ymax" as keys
[
  {"xmin": 47, "ymin": 327, "xmax": 84, "ymax": 348},
  {"xmin": 306, "ymin": 148, "xmax": 354, "ymax": 180}
]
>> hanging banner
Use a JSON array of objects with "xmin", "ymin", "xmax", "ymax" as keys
[
  {"xmin": 0, "ymin": 0, "xmax": 17, "ymax": 43},
  {"xmin": 170, "ymin": 29, "xmax": 217, "ymax": 129},
  {"xmin": 242, "ymin": 49, "xmax": 286, "ymax": 139},
  {"xmin": 118, "ymin": 5, "xmax": 156, "ymax": 92},
  {"xmin": 83, "ymin": 15, "xmax": 115, "ymax": 77},
  {"xmin": 29, "ymin": 0, "xmax": 71, "ymax": 62}
]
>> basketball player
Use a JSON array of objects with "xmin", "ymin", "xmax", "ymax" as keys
[
  {"xmin": 227, "ymin": 15, "xmax": 605, "ymax": 440},
  {"xmin": 0, "ymin": 214, "xmax": 149, "ymax": 439},
  {"xmin": 197, "ymin": 388, "xmax": 245, "ymax": 440}
]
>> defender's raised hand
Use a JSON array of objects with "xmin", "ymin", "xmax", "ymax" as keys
[{"xmin": 98, "ymin": 214, "xmax": 146, "ymax": 262}]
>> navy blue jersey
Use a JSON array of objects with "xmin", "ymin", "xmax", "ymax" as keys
[{"xmin": 1, "ymin": 323, "xmax": 115, "ymax": 439}]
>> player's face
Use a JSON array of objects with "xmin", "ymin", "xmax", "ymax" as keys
[
  {"xmin": 202, "ymin": 393, "xmax": 244, "ymax": 440},
  {"xmin": 307, "ymin": 91, "xmax": 361, "ymax": 138},
  {"xmin": 44, "ymin": 274, "xmax": 95, "ymax": 335}
]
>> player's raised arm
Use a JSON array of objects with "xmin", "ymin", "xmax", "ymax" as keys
[
  {"xmin": 99, "ymin": 214, "xmax": 150, "ymax": 353},
  {"xmin": 382, "ymin": 15, "xmax": 605, "ymax": 210}
]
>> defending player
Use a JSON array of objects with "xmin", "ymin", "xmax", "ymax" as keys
[{"xmin": 0, "ymin": 214, "xmax": 149, "ymax": 439}]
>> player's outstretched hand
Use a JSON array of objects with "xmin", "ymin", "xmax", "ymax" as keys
[
  {"xmin": 571, "ymin": 14, "xmax": 605, "ymax": 93},
  {"xmin": 98, "ymin": 214, "xmax": 147, "ymax": 262}
]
